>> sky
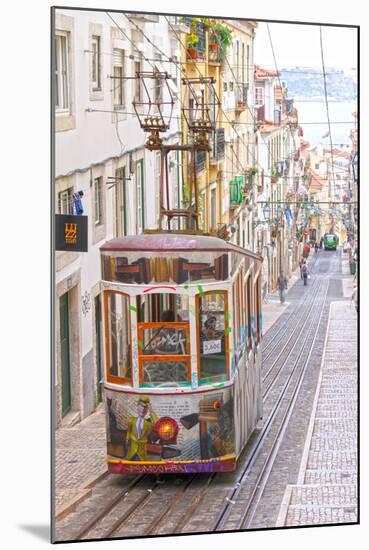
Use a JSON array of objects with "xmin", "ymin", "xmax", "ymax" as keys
[{"xmin": 254, "ymin": 22, "xmax": 358, "ymax": 72}]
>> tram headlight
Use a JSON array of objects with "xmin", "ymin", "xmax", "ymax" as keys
[{"xmin": 155, "ymin": 417, "xmax": 179, "ymax": 443}]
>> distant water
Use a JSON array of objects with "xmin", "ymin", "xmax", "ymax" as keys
[{"xmin": 294, "ymin": 100, "xmax": 357, "ymax": 148}]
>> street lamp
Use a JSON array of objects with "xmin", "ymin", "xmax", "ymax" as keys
[{"xmin": 263, "ymin": 203, "xmax": 271, "ymax": 222}]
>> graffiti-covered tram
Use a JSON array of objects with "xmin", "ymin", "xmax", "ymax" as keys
[{"xmin": 100, "ymin": 233, "xmax": 263, "ymax": 474}]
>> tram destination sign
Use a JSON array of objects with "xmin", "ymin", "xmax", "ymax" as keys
[{"xmin": 55, "ymin": 214, "xmax": 88, "ymax": 252}]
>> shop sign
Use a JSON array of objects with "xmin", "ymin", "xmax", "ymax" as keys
[{"xmin": 55, "ymin": 214, "xmax": 88, "ymax": 252}]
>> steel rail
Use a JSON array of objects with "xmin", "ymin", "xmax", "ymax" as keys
[
  {"xmin": 237, "ymin": 280, "xmax": 329, "ymax": 529},
  {"xmin": 72, "ymin": 475, "xmax": 147, "ymax": 540},
  {"xmin": 212, "ymin": 278, "xmax": 328, "ymax": 531},
  {"xmin": 262, "ymin": 278, "xmax": 319, "ymax": 364},
  {"xmin": 262, "ymin": 280, "xmax": 324, "ymax": 396}
]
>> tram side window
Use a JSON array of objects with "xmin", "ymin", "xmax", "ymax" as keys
[
  {"xmin": 105, "ymin": 292, "xmax": 131, "ymax": 384},
  {"xmin": 255, "ymin": 277, "xmax": 262, "ymax": 343},
  {"xmin": 246, "ymin": 276, "xmax": 252, "ymax": 349},
  {"xmin": 197, "ymin": 291, "xmax": 228, "ymax": 385}
]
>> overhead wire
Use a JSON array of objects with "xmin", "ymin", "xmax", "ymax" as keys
[
  {"xmin": 319, "ymin": 25, "xmax": 337, "ymax": 200},
  {"xmin": 101, "ymin": 13, "xmax": 353, "ymax": 202}
]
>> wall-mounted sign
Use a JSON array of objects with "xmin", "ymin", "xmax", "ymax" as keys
[{"xmin": 55, "ymin": 214, "xmax": 88, "ymax": 252}]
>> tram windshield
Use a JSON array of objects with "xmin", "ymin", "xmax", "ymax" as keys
[{"xmin": 137, "ymin": 294, "xmax": 191, "ymax": 387}]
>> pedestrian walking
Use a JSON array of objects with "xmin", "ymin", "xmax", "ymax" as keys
[
  {"xmin": 320, "ymin": 236, "xmax": 323, "ymax": 249},
  {"xmin": 314, "ymin": 242, "xmax": 319, "ymax": 254},
  {"xmin": 277, "ymin": 271, "xmax": 288, "ymax": 304},
  {"xmin": 302, "ymin": 262, "xmax": 309, "ymax": 286},
  {"xmin": 299, "ymin": 259, "xmax": 304, "ymax": 279}
]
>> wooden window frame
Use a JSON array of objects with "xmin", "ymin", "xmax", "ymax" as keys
[
  {"xmin": 91, "ymin": 35, "xmax": 101, "ymax": 91},
  {"xmin": 103, "ymin": 290, "xmax": 132, "ymax": 386},
  {"xmin": 55, "ymin": 31, "xmax": 70, "ymax": 113},
  {"xmin": 137, "ymin": 322, "xmax": 191, "ymax": 386},
  {"xmin": 94, "ymin": 176, "xmax": 103, "ymax": 226},
  {"xmin": 113, "ymin": 48, "xmax": 125, "ymax": 108},
  {"xmin": 196, "ymin": 290, "xmax": 230, "ymax": 383}
]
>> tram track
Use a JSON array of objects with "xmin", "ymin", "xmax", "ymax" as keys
[
  {"xmin": 262, "ymin": 254, "xmax": 319, "ymax": 357},
  {"xmin": 262, "ymin": 280, "xmax": 324, "ymax": 399},
  {"xmin": 211, "ymin": 278, "xmax": 329, "ymax": 531},
  {"xmin": 56, "ymin": 260, "xmax": 330, "ymax": 541}
]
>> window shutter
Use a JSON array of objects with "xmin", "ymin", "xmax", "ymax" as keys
[{"xmin": 113, "ymin": 48, "xmax": 122, "ymax": 66}]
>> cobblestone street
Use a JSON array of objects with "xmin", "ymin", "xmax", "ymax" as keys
[{"xmin": 54, "ymin": 249, "xmax": 358, "ymax": 536}]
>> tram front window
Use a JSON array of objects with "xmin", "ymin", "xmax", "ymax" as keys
[
  {"xmin": 197, "ymin": 291, "xmax": 228, "ymax": 385},
  {"xmin": 137, "ymin": 294, "xmax": 190, "ymax": 387},
  {"xmin": 105, "ymin": 292, "xmax": 131, "ymax": 384}
]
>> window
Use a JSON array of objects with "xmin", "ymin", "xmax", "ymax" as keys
[
  {"xmin": 55, "ymin": 32, "xmax": 69, "ymax": 111},
  {"xmin": 200, "ymin": 190, "xmax": 206, "ymax": 230},
  {"xmin": 104, "ymin": 291, "xmax": 131, "ymax": 385},
  {"xmin": 58, "ymin": 188, "xmax": 72, "ymax": 214},
  {"xmin": 197, "ymin": 291, "xmax": 229, "ymax": 385},
  {"xmin": 210, "ymin": 188, "xmax": 216, "ymax": 230},
  {"xmin": 94, "ymin": 176, "xmax": 103, "ymax": 226},
  {"xmin": 113, "ymin": 49, "xmax": 125, "ymax": 108},
  {"xmin": 136, "ymin": 160, "xmax": 145, "ymax": 233},
  {"xmin": 246, "ymin": 276, "xmax": 252, "ymax": 349},
  {"xmin": 134, "ymin": 59, "xmax": 142, "ymax": 102},
  {"xmin": 236, "ymin": 41, "xmax": 240, "ymax": 83},
  {"xmin": 255, "ymin": 276, "xmax": 262, "ymax": 343},
  {"xmin": 91, "ymin": 35, "xmax": 101, "ymax": 90},
  {"xmin": 154, "ymin": 57, "xmax": 163, "ymax": 103},
  {"xmin": 255, "ymin": 87, "xmax": 264, "ymax": 106},
  {"xmin": 246, "ymin": 45, "xmax": 250, "ymax": 84},
  {"xmin": 137, "ymin": 293, "xmax": 190, "ymax": 387},
  {"xmin": 115, "ymin": 167, "xmax": 127, "ymax": 237}
]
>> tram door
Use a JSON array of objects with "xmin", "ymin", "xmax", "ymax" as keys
[{"xmin": 60, "ymin": 293, "xmax": 71, "ymax": 416}]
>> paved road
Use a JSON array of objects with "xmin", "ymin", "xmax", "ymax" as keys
[{"xmin": 54, "ymin": 249, "xmax": 357, "ymax": 537}]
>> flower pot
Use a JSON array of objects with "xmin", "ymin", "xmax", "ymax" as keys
[
  {"xmin": 187, "ymin": 48, "xmax": 197, "ymax": 59},
  {"xmin": 271, "ymin": 177, "xmax": 278, "ymax": 184}
]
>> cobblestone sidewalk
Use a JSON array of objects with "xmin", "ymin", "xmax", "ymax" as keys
[
  {"xmin": 262, "ymin": 255, "xmax": 314, "ymax": 334},
  {"xmin": 276, "ymin": 300, "xmax": 358, "ymax": 526},
  {"xmin": 55, "ymin": 403, "xmax": 107, "ymax": 519}
]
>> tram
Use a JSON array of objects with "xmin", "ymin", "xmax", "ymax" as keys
[
  {"xmin": 323, "ymin": 233, "xmax": 339, "ymax": 251},
  {"xmin": 100, "ymin": 233, "xmax": 263, "ymax": 474}
]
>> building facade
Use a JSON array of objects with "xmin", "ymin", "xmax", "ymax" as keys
[{"xmin": 54, "ymin": 10, "xmax": 181, "ymax": 426}]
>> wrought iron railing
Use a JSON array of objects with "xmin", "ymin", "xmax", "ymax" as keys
[{"xmin": 235, "ymin": 83, "xmax": 248, "ymax": 111}]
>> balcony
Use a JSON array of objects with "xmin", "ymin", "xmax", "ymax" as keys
[
  {"xmin": 129, "ymin": 13, "xmax": 159, "ymax": 23},
  {"xmin": 196, "ymin": 150, "xmax": 206, "ymax": 173},
  {"xmin": 235, "ymin": 84, "xmax": 249, "ymax": 112},
  {"xmin": 210, "ymin": 128, "xmax": 225, "ymax": 164},
  {"xmin": 186, "ymin": 23, "xmax": 206, "ymax": 61},
  {"xmin": 229, "ymin": 176, "xmax": 244, "ymax": 208},
  {"xmin": 167, "ymin": 16, "xmax": 191, "ymax": 33}
]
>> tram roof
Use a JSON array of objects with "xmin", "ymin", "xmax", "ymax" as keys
[{"xmin": 101, "ymin": 233, "xmax": 263, "ymax": 261}]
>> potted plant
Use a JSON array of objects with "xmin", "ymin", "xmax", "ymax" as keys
[
  {"xmin": 213, "ymin": 20, "xmax": 233, "ymax": 56},
  {"xmin": 271, "ymin": 167, "xmax": 278, "ymax": 184},
  {"xmin": 187, "ymin": 33, "xmax": 199, "ymax": 59}
]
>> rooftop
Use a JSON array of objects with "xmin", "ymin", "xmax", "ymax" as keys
[{"xmin": 254, "ymin": 64, "xmax": 279, "ymax": 79}]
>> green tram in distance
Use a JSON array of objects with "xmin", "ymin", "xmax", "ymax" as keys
[{"xmin": 324, "ymin": 233, "xmax": 339, "ymax": 251}]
